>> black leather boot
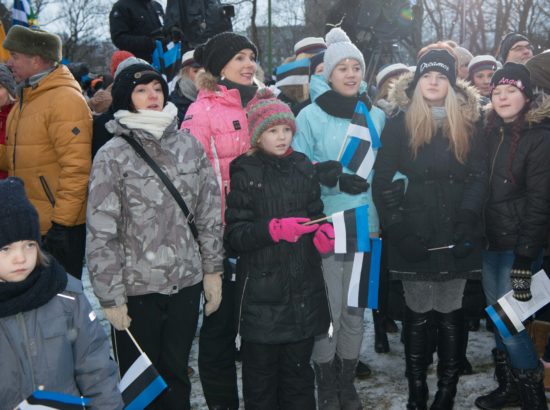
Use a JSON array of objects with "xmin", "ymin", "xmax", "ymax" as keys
[
  {"xmin": 404, "ymin": 307, "xmax": 430, "ymax": 410},
  {"xmin": 313, "ymin": 359, "xmax": 340, "ymax": 410},
  {"xmin": 459, "ymin": 322, "xmax": 473, "ymax": 375},
  {"xmin": 373, "ymin": 309, "xmax": 390, "ymax": 353},
  {"xmin": 512, "ymin": 362, "xmax": 548, "ymax": 410},
  {"xmin": 474, "ymin": 349, "xmax": 520, "ymax": 409},
  {"xmin": 431, "ymin": 309, "xmax": 463, "ymax": 409}
]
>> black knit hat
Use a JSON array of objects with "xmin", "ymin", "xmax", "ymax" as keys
[
  {"xmin": 412, "ymin": 49, "xmax": 456, "ymax": 90},
  {"xmin": 0, "ymin": 177, "xmax": 41, "ymax": 249},
  {"xmin": 525, "ymin": 52, "xmax": 550, "ymax": 94},
  {"xmin": 111, "ymin": 63, "xmax": 168, "ymax": 112},
  {"xmin": 194, "ymin": 32, "xmax": 257, "ymax": 77},
  {"xmin": 490, "ymin": 62, "xmax": 533, "ymax": 99},
  {"xmin": 498, "ymin": 32, "xmax": 530, "ymax": 63}
]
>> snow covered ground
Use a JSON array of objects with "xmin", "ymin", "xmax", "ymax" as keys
[{"xmin": 82, "ymin": 269, "xmax": 545, "ymax": 409}]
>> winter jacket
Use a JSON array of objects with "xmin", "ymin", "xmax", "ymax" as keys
[
  {"xmin": 180, "ymin": 73, "xmax": 251, "ymax": 217},
  {"xmin": 109, "ymin": 0, "xmax": 164, "ymax": 62},
  {"xmin": 483, "ymin": 95, "xmax": 550, "ymax": 259},
  {"xmin": 0, "ymin": 103, "xmax": 13, "ymax": 179},
  {"xmin": 87, "ymin": 115, "xmax": 223, "ymax": 308},
  {"xmin": 169, "ymin": 76, "xmax": 197, "ymax": 126},
  {"xmin": 92, "ymin": 110, "xmax": 115, "ymax": 160},
  {"xmin": 372, "ymin": 73, "xmax": 486, "ymax": 281},
  {"xmin": 225, "ymin": 149, "xmax": 330, "ymax": 344},
  {"xmin": 0, "ymin": 65, "xmax": 92, "ymax": 235},
  {"xmin": 0, "ymin": 266, "xmax": 123, "ymax": 410},
  {"xmin": 292, "ymin": 74, "xmax": 385, "ymax": 232}
]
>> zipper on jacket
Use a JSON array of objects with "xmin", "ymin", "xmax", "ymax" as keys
[
  {"xmin": 235, "ymin": 275, "xmax": 249, "ymax": 350},
  {"xmin": 483, "ymin": 127, "xmax": 505, "ymax": 250},
  {"xmin": 39, "ymin": 175, "xmax": 56, "ymax": 207},
  {"xmin": 17, "ymin": 313, "xmax": 37, "ymax": 390}
]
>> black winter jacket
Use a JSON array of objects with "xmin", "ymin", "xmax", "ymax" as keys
[
  {"xmin": 373, "ymin": 74, "xmax": 486, "ymax": 281},
  {"xmin": 484, "ymin": 96, "xmax": 550, "ymax": 259},
  {"xmin": 109, "ymin": 0, "xmax": 164, "ymax": 62},
  {"xmin": 225, "ymin": 150, "xmax": 330, "ymax": 344}
]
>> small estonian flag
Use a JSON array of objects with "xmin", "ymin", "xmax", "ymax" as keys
[
  {"xmin": 347, "ymin": 238, "xmax": 382, "ymax": 309},
  {"xmin": 16, "ymin": 390, "xmax": 90, "ymax": 409},
  {"xmin": 332, "ymin": 205, "xmax": 370, "ymax": 254},
  {"xmin": 119, "ymin": 352, "xmax": 168, "ymax": 410},
  {"xmin": 339, "ymin": 101, "xmax": 381, "ymax": 179},
  {"xmin": 275, "ymin": 58, "xmax": 310, "ymax": 88}
]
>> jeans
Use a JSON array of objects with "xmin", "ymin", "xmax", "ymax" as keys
[{"xmin": 482, "ymin": 250, "xmax": 541, "ymax": 369}]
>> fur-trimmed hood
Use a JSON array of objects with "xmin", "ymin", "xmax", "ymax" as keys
[
  {"xmin": 196, "ymin": 71, "xmax": 219, "ymax": 92},
  {"xmin": 387, "ymin": 71, "xmax": 481, "ymax": 124}
]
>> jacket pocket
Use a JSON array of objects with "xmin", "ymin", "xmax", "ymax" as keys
[
  {"xmin": 245, "ymin": 266, "xmax": 289, "ymax": 305},
  {"xmin": 39, "ymin": 318, "xmax": 73, "ymax": 378},
  {"xmin": 39, "ymin": 175, "xmax": 56, "ymax": 207}
]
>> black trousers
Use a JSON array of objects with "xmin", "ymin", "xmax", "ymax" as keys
[
  {"xmin": 112, "ymin": 283, "xmax": 202, "ymax": 410},
  {"xmin": 43, "ymin": 223, "xmax": 86, "ymax": 279},
  {"xmin": 241, "ymin": 337, "xmax": 316, "ymax": 410},
  {"xmin": 198, "ymin": 279, "xmax": 239, "ymax": 409}
]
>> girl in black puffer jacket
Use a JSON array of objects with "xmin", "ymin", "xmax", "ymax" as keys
[{"xmin": 225, "ymin": 89, "xmax": 331, "ymax": 410}]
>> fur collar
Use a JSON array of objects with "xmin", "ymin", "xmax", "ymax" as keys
[
  {"xmin": 196, "ymin": 71, "xmax": 220, "ymax": 92},
  {"xmin": 387, "ymin": 72, "xmax": 481, "ymax": 124}
]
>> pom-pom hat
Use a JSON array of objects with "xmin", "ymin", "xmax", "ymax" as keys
[{"xmin": 323, "ymin": 27, "xmax": 365, "ymax": 81}]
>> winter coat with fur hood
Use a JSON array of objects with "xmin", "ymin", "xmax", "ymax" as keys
[
  {"xmin": 373, "ymin": 72, "xmax": 487, "ymax": 280},
  {"xmin": 483, "ymin": 94, "xmax": 550, "ymax": 259}
]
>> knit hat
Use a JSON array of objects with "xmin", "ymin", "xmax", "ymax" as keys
[
  {"xmin": 376, "ymin": 63, "xmax": 409, "ymax": 88},
  {"xmin": 412, "ymin": 49, "xmax": 456, "ymax": 89},
  {"xmin": 111, "ymin": 63, "xmax": 168, "ymax": 112},
  {"xmin": 467, "ymin": 55, "xmax": 498, "ymax": 80},
  {"xmin": 490, "ymin": 62, "xmax": 533, "ymax": 99},
  {"xmin": 323, "ymin": 27, "xmax": 365, "ymax": 81},
  {"xmin": 309, "ymin": 51, "xmax": 325, "ymax": 76},
  {"xmin": 3, "ymin": 25, "xmax": 62, "ymax": 63},
  {"xmin": 246, "ymin": 88, "xmax": 296, "ymax": 146},
  {"xmin": 294, "ymin": 37, "xmax": 327, "ymax": 56},
  {"xmin": 498, "ymin": 32, "xmax": 530, "ymax": 62},
  {"xmin": 0, "ymin": 64, "xmax": 16, "ymax": 98},
  {"xmin": 453, "ymin": 46, "xmax": 473, "ymax": 68},
  {"xmin": 525, "ymin": 52, "xmax": 550, "ymax": 94},
  {"xmin": 110, "ymin": 50, "xmax": 134, "ymax": 77},
  {"xmin": 194, "ymin": 32, "xmax": 257, "ymax": 77},
  {"xmin": 113, "ymin": 57, "xmax": 150, "ymax": 79},
  {"xmin": 0, "ymin": 177, "xmax": 41, "ymax": 249},
  {"xmin": 181, "ymin": 49, "xmax": 201, "ymax": 69}
]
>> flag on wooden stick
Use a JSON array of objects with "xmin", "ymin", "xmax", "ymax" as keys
[
  {"xmin": 332, "ymin": 205, "xmax": 370, "ymax": 254},
  {"xmin": 347, "ymin": 238, "xmax": 382, "ymax": 308}
]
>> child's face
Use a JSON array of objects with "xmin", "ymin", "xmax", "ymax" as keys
[
  {"xmin": 0, "ymin": 240, "xmax": 38, "ymax": 282},
  {"xmin": 257, "ymin": 124, "xmax": 293, "ymax": 157}
]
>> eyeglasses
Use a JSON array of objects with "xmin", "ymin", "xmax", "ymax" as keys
[{"xmin": 509, "ymin": 44, "xmax": 534, "ymax": 53}]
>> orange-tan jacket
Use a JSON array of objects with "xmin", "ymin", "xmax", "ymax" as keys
[{"xmin": 0, "ymin": 65, "xmax": 92, "ymax": 234}]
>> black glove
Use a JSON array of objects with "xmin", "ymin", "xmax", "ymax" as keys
[
  {"xmin": 387, "ymin": 224, "xmax": 429, "ymax": 263},
  {"xmin": 168, "ymin": 26, "xmax": 185, "ymax": 43},
  {"xmin": 43, "ymin": 222, "xmax": 71, "ymax": 261},
  {"xmin": 338, "ymin": 174, "xmax": 369, "ymax": 195},
  {"xmin": 452, "ymin": 210, "xmax": 478, "ymax": 259},
  {"xmin": 315, "ymin": 161, "xmax": 342, "ymax": 187},
  {"xmin": 511, "ymin": 255, "xmax": 533, "ymax": 301},
  {"xmin": 379, "ymin": 179, "xmax": 405, "ymax": 209}
]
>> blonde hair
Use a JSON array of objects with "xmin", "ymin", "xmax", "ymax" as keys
[
  {"xmin": 405, "ymin": 84, "xmax": 474, "ymax": 163},
  {"xmin": 37, "ymin": 245, "xmax": 50, "ymax": 267}
]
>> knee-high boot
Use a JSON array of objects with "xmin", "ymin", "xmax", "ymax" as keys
[
  {"xmin": 373, "ymin": 309, "xmax": 390, "ymax": 353},
  {"xmin": 430, "ymin": 309, "xmax": 463, "ymax": 410},
  {"xmin": 404, "ymin": 307, "xmax": 430, "ymax": 410}
]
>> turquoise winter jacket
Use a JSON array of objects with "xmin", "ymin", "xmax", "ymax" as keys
[{"xmin": 292, "ymin": 74, "xmax": 386, "ymax": 233}]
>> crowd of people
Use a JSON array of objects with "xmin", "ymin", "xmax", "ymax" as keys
[{"xmin": 0, "ymin": 2, "xmax": 549, "ymax": 409}]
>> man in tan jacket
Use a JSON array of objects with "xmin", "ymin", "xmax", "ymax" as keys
[{"xmin": 0, "ymin": 26, "xmax": 92, "ymax": 279}]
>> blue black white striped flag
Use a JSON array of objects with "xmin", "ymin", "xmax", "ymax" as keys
[
  {"xmin": 347, "ymin": 238, "xmax": 382, "ymax": 308},
  {"xmin": 16, "ymin": 390, "xmax": 89, "ymax": 409},
  {"xmin": 332, "ymin": 205, "xmax": 370, "ymax": 254}
]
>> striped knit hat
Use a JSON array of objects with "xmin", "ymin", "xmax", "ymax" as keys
[{"xmin": 246, "ymin": 88, "xmax": 296, "ymax": 146}]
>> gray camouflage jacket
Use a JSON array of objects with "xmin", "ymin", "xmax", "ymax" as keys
[{"xmin": 86, "ymin": 117, "xmax": 223, "ymax": 307}]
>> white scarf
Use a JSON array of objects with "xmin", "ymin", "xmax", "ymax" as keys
[{"xmin": 114, "ymin": 102, "xmax": 178, "ymax": 140}]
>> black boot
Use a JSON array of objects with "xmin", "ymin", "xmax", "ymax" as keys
[
  {"xmin": 336, "ymin": 356, "xmax": 363, "ymax": 410},
  {"xmin": 313, "ymin": 359, "xmax": 340, "ymax": 410},
  {"xmin": 373, "ymin": 309, "xmax": 390, "ymax": 353},
  {"xmin": 431, "ymin": 309, "xmax": 463, "ymax": 409},
  {"xmin": 474, "ymin": 349, "xmax": 520, "ymax": 409},
  {"xmin": 459, "ymin": 322, "xmax": 473, "ymax": 376},
  {"xmin": 512, "ymin": 363, "xmax": 548, "ymax": 410},
  {"xmin": 404, "ymin": 307, "xmax": 430, "ymax": 410},
  {"xmin": 355, "ymin": 360, "xmax": 372, "ymax": 379}
]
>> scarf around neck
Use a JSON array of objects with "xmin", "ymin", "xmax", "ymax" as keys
[
  {"xmin": 316, "ymin": 90, "xmax": 372, "ymax": 119},
  {"xmin": 114, "ymin": 102, "xmax": 178, "ymax": 140},
  {"xmin": 177, "ymin": 76, "xmax": 199, "ymax": 102},
  {"xmin": 431, "ymin": 106, "xmax": 447, "ymax": 127},
  {"xmin": 218, "ymin": 78, "xmax": 258, "ymax": 107}
]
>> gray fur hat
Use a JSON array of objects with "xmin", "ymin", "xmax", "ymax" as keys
[
  {"xmin": 323, "ymin": 27, "xmax": 365, "ymax": 81},
  {"xmin": 3, "ymin": 25, "xmax": 62, "ymax": 63},
  {"xmin": 0, "ymin": 65, "xmax": 16, "ymax": 97}
]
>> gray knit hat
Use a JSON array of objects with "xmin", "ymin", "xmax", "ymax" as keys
[
  {"xmin": 323, "ymin": 27, "xmax": 365, "ymax": 81},
  {"xmin": 3, "ymin": 25, "xmax": 62, "ymax": 63},
  {"xmin": 0, "ymin": 64, "xmax": 16, "ymax": 98}
]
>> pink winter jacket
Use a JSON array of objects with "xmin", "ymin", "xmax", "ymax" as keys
[{"xmin": 181, "ymin": 74, "xmax": 250, "ymax": 220}]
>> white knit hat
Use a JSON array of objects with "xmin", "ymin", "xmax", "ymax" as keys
[
  {"xmin": 467, "ymin": 55, "xmax": 498, "ymax": 78},
  {"xmin": 376, "ymin": 63, "xmax": 409, "ymax": 88},
  {"xmin": 294, "ymin": 37, "xmax": 326, "ymax": 56},
  {"xmin": 323, "ymin": 27, "xmax": 365, "ymax": 81}
]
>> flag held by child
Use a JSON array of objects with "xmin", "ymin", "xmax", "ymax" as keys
[
  {"xmin": 119, "ymin": 352, "xmax": 167, "ymax": 410},
  {"xmin": 16, "ymin": 390, "xmax": 90, "ymax": 409},
  {"xmin": 347, "ymin": 238, "xmax": 382, "ymax": 309},
  {"xmin": 332, "ymin": 205, "xmax": 370, "ymax": 254}
]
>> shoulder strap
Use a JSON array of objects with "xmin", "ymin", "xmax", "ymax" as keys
[{"xmin": 120, "ymin": 134, "xmax": 199, "ymax": 240}]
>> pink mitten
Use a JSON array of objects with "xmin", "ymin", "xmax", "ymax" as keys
[
  {"xmin": 269, "ymin": 217, "xmax": 319, "ymax": 243},
  {"xmin": 313, "ymin": 223, "xmax": 335, "ymax": 254}
]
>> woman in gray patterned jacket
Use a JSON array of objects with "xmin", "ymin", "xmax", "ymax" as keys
[{"xmin": 86, "ymin": 63, "xmax": 224, "ymax": 410}]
